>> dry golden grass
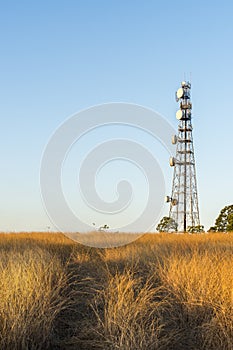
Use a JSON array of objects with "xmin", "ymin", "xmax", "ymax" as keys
[
  {"xmin": 0, "ymin": 233, "xmax": 76, "ymax": 349},
  {"xmin": 0, "ymin": 232, "xmax": 232, "ymax": 349}
]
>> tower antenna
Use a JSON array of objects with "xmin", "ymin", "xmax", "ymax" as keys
[{"xmin": 166, "ymin": 80, "xmax": 200, "ymax": 232}]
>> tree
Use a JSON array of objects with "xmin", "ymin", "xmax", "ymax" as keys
[
  {"xmin": 226, "ymin": 213, "xmax": 233, "ymax": 231},
  {"xmin": 156, "ymin": 216, "xmax": 178, "ymax": 232},
  {"xmin": 208, "ymin": 226, "xmax": 217, "ymax": 232},
  {"xmin": 187, "ymin": 225, "xmax": 204, "ymax": 233},
  {"xmin": 98, "ymin": 224, "xmax": 110, "ymax": 231},
  {"xmin": 209, "ymin": 205, "xmax": 233, "ymax": 232}
]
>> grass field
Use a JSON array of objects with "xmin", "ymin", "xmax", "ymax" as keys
[{"xmin": 0, "ymin": 232, "xmax": 232, "ymax": 349}]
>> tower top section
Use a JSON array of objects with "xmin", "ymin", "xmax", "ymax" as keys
[
  {"xmin": 176, "ymin": 81, "xmax": 191, "ymax": 102},
  {"xmin": 175, "ymin": 81, "xmax": 192, "ymax": 120}
]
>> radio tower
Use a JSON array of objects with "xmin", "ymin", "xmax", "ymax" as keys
[{"xmin": 166, "ymin": 81, "xmax": 200, "ymax": 232}]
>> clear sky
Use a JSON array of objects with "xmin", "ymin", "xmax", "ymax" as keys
[{"xmin": 1, "ymin": 0, "xmax": 233, "ymax": 232}]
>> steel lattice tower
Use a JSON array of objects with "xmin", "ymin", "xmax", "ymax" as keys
[{"xmin": 166, "ymin": 81, "xmax": 200, "ymax": 232}]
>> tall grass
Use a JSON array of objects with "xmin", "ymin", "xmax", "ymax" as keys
[
  {"xmin": 0, "ymin": 234, "xmax": 74, "ymax": 349},
  {"xmin": 92, "ymin": 269, "xmax": 171, "ymax": 350},
  {"xmin": 93, "ymin": 233, "xmax": 233, "ymax": 350},
  {"xmin": 157, "ymin": 251, "xmax": 233, "ymax": 349},
  {"xmin": 0, "ymin": 232, "xmax": 232, "ymax": 349}
]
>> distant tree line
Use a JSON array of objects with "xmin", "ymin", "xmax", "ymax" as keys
[{"xmin": 156, "ymin": 204, "xmax": 233, "ymax": 233}]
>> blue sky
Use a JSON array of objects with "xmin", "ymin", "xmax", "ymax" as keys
[{"xmin": 1, "ymin": 0, "xmax": 233, "ymax": 231}]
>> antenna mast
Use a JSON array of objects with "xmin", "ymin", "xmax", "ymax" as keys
[{"xmin": 166, "ymin": 81, "xmax": 200, "ymax": 231}]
